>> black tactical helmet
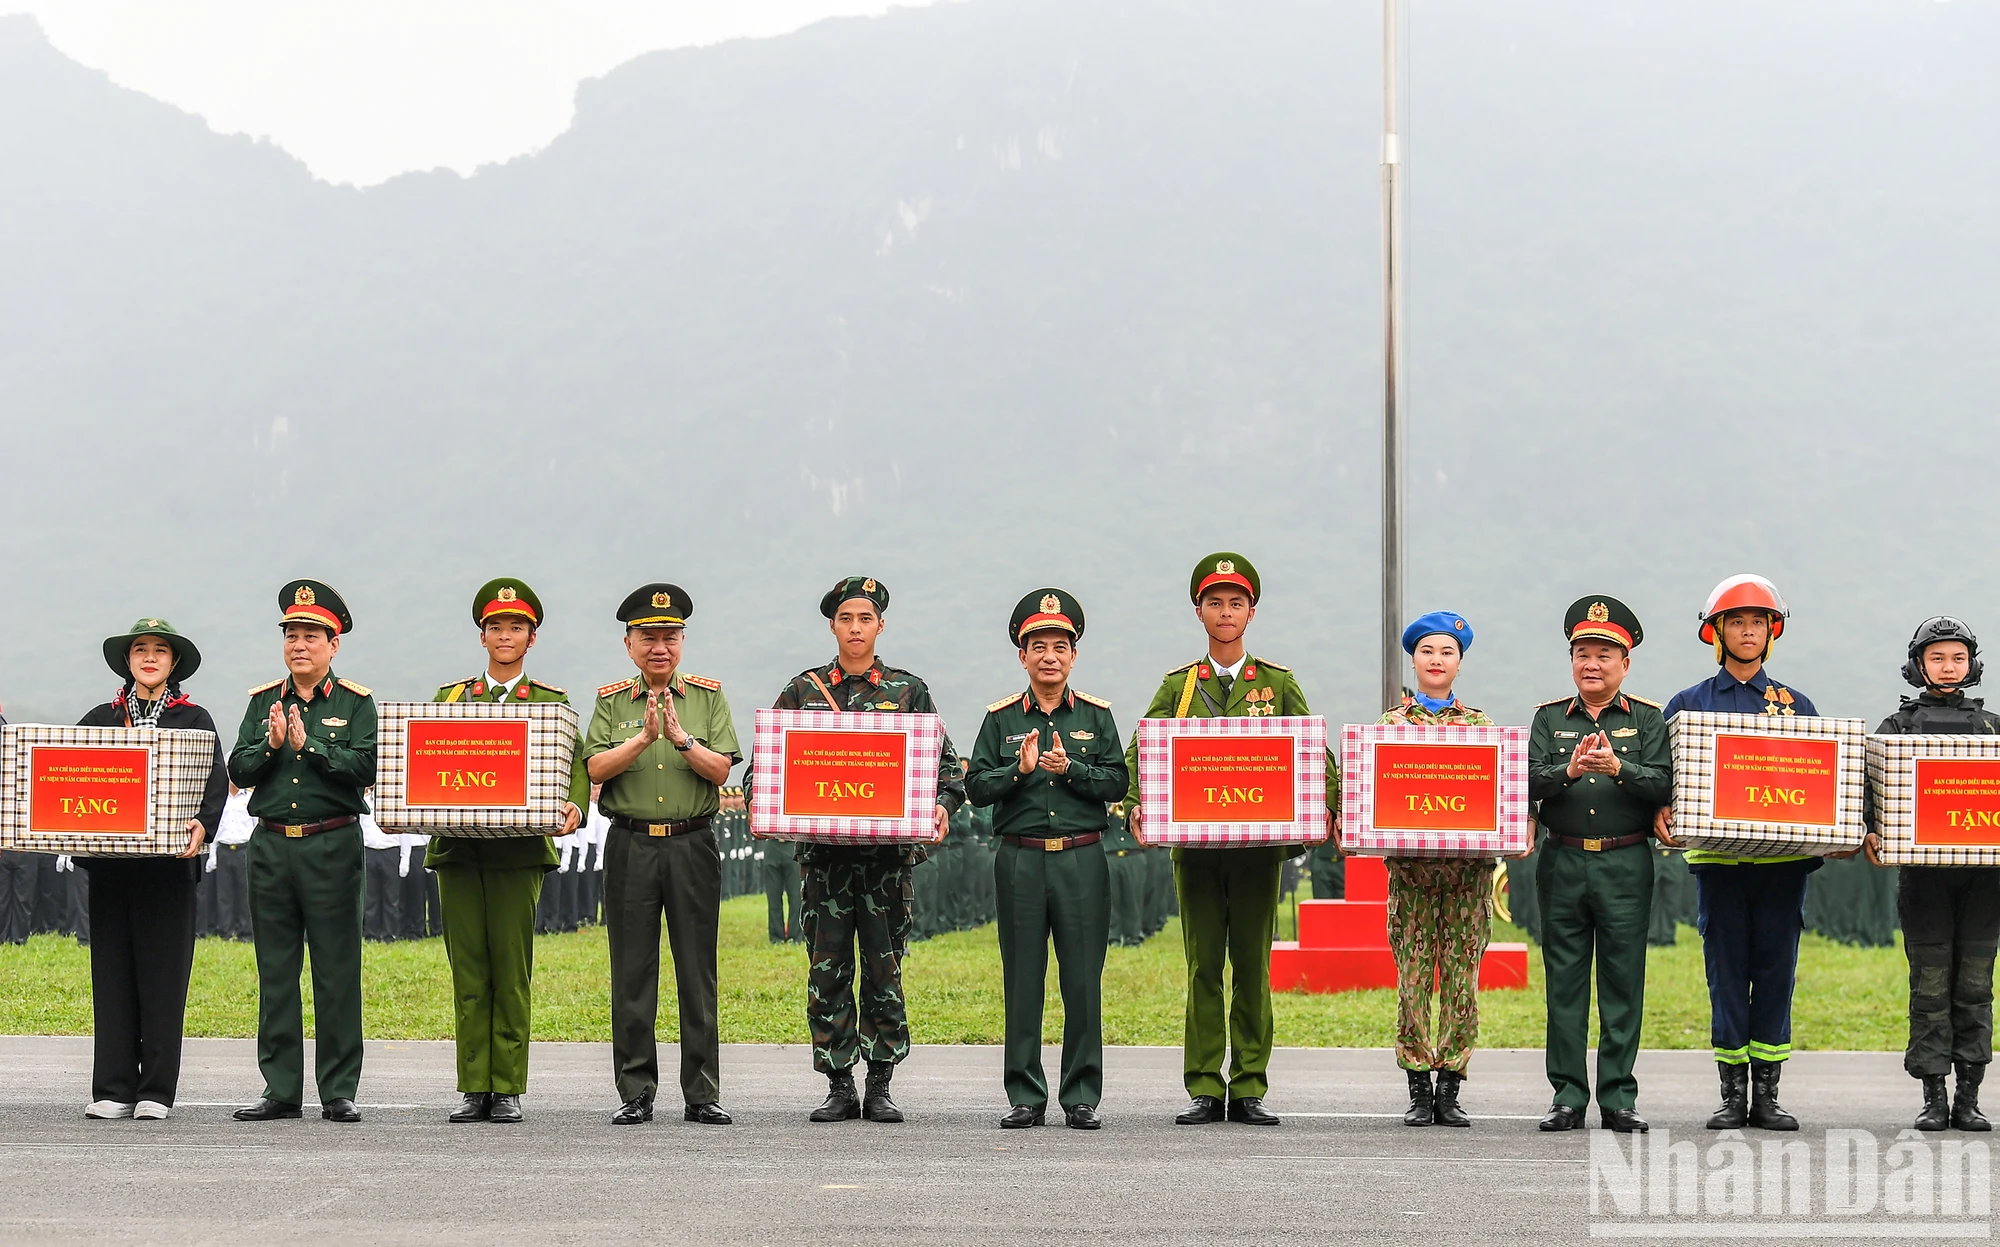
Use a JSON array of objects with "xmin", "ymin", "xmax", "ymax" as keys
[{"xmin": 1902, "ymin": 616, "xmax": 1983, "ymax": 690}]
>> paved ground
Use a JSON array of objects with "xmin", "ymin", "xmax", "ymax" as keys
[{"xmin": 0, "ymin": 1039, "xmax": 1981, "ymax": 1245}]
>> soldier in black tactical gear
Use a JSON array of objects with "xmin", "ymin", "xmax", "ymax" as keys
[{"xmin": 1860, "ymin": 617, "xmax": 2000, "ymax": 1132}]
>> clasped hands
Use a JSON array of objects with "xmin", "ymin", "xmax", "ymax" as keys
[
  {"xmin": 264, "ymin": 700, "xmax": 309, "ymax": 751},
  {"xmin": 634, "ymin": 690, "xmax": 691, "ymax": 750},
  {"xmin": 1565, "ymin": 731, "xmax": 1621, "ymax": 780},
  {"xmin": 1016, "ymin": 729, "xmax": 1070, "ymax": 776}
]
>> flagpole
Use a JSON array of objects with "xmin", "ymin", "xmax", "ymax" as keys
[{"xmin": 1380, "ymin": 0, "xmax": 1405, "ymax": 713}]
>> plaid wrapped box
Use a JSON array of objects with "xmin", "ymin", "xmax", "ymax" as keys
[
  {"xmin": 1669, "ymin": 711, "xmax": 1866, "ymax": 857},
  {"xmin": 0, "ymin": 723, "xmax": 215, "ymax": 857},
  {"xmin": 749, "ymin": 708, "xmax": 944, "ymax": 845},
  {"xmin": 372, "ymin": 701, "xmax": 580, "ymax": 838},
  {"xmin": 1869, "ymin": 734, "xmax": 2000, "ymax": 867},
  {"xmin": 1133, "ymin": 716, "xmax": 1329, "ymax": 848},
  {"xmin": 1340, "ymin": 722, "xmax": 1530, "ymax": 858}
]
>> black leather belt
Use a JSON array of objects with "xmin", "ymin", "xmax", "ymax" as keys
[
  {"xmin": 1554, "ymin": 832, "xmax": 1648, "ymax": 852},
  {"xmin": 1001, "ymin": 832, "xmax": 1102, "ymax": 852},
  {"xmin": 610, "ymin": 814, "xmax": 713, "ymax": 839},
  {"xmin": 259, "ymin": 816, "xmax": 357, "ymax": 839}
]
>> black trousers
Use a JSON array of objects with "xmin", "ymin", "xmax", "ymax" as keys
[
  {"xmin": 213, "ymin": 844, "xmax": 253, "ymax": 939},
  {"xmin": 0, "ymin": 850, "xmax": 36, "ymax": 944},
  {"xmin": 363, "ymin": 847, "xmax": 403, "ymax": 941},
  {"xmin": 84, "ymin": 861, "xmax": 199, "ymax": 1105},
  {"xmin": 1900, "ymin": 865, "xmax": 2000, "ymax": 1077},
  {"xmin": 605, "ymin": 827, "xmax": 721, "ymax": 1106}
]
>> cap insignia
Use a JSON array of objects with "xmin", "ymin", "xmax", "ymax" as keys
[
  {"xmin": 651, "ymin": 591, "xmax": 672, "ymax": 608},
  {"xmin": 1587, "ymin": 601, "xmax": 1610, "ymax": 623},
  {"xmin": 1454, "ymin": 619, "xmax": 1465, "ymax": 630},
  {"xmin": 1040, "ymin": 593, "xmax": 1060, "ymax": 615},
  {"xmin": 1216, "ymin": 560, "xmax": 1235, "ymax": 575},
  {"xmin": 143, "ymin": 618, "xmax": 160, "ymax": 628},
  {"xmin": 862, "ymin": 578, "xmax": 876, "ymax": 592},
  {"xmin": 295, "ymin": 585, "xmax": 316, "ymax": 606},
  {"xmin": 497, "ymin": 586, "xmax": 517, "ymax": 602}
]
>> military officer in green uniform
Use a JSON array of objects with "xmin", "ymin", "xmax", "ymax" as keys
[
  {"xmin": 1531, "ymin": 596, "xmax": 1673, "ymax": 1134},
  {"xmin": 1125, "ymin": 553, "xmax": 1336, "ymax": 1127},
  {"xmin": 967, "ymin": 589, "xmax": 1126, "ymax": 1130},
  {"xmin": 423, "ymin": 579, "xmax": 587, "ymax": 1125},
  {"xmin": 762, "ymin": 838, "xmax": 803, "ymax": 943},
  {"xmin": 1105, "ymin": 804, "xmax": 1147, "ymax": 946},
  {"xmin": 581, "ymin": 583, "xmax": 741, "ymax": 1127},
  {"xmin": 228, "ymin": 580, "xmax": 377, "ymax": 1123}
]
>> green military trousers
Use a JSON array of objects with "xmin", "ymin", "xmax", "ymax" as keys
[
  {"xmin": 1107, "ymin": 848, "xmax": 1148, "ymax": 946},
  {"xmin": 763, "ymin": 850, "xmax": 802, "ymax": 943},
  {"xmin": 436, "ymin": 866, "xmax": 544, "ymax": 1095},
  {"xmin": 604, "ymin": 826, "xmax": 721, "ymax": 1107},
  {"xmin": 995, "ymin": 839, "xmax": 1109, "ymax": 1110},
  {"xmin": 1537, "ymin": 840, "xmax": 1654, "ymax": 1112},
  {"xmin": 247, "ymin": 824, "xmax": 365, "ymax": 1105},
  {"xmin": 1176, "ymin": 845, "xmax": 1285, "ymax": 1101}
]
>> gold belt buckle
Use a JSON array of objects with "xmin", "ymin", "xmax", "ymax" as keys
[
  {"xmin": 1045, "ymin": 837, "xmax": 1063, "ymax": 852},
  {"xmin": 284, "ymin": 825, "xmax": 306, "ymax": 839},
  {"xmin": 1582, "ymin": 837, "xmax": 1603, "ymax": 852},
  {"xmin": 647, "ymin": 823, "xmax": 669, "ymax": 838}
]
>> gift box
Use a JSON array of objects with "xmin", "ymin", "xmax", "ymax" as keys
[
  {"xmin": 371, "ymin": 701, "xmax": 581, "ymax": 838},
  {"xmin": 1339, "ymin": 722, "xmax": 1530, "ymax": 858},
  {"xmin": 1868, "ymin": 734, "xmax": 2000, "ymax": 867},
  {"xmin": 1133, "ymin": 715, "xmax": 1329, "ymax": 848},
  {"xmin": 1668, "ymin": 711, "xmax": 1866, "ymax": 856},
  {"xmin": 0, "ymin": 723, "xmax": 217, "ymax": 856},
  {"xmin": 749, "ymin": 708, "xmax": 944, "ymax": 844}
]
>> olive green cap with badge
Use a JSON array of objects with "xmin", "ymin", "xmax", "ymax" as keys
[
  {"xmin": 618, "ymin": 582, "xmax": 692, "ymax": 628},
  {"xmin": 820, "ymin": 575, "xmax": 889, "ymax": 618},
  {"xmin": 278, "ymin": 579, "xmax": 353, "ymax": 636},
  {"xmin": 1564, "ymin": 595, "xmax": 1644, "ymax": 650},
  {"xmin": 102, "ymin": 617, "xmax": 201, "ymax": 681},
  {"xmin": 1191, "ymin": 552, "xmax": 1260, "ymax": 604},
  {"xmin": 1009, "ymin": 587, "xmax": 1086, "ymax": 646},
  {"xmin": 473, "ymin": 577, "xmax": 543, "ymax": 628}
]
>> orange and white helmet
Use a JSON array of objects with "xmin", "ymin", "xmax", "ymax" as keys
[{"xmin": 1698, "ymin": 574, "xmax": 1788, "ymax": 658}]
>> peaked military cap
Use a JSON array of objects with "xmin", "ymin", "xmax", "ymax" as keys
[
  {"xmin": 1191, "ymin": 552, "xmax": 1259, "ymax": 604},
  {"xmin": 1402, "ymin": 610, "xmax": 1472, "ymax": 654},
  {"xmin": 473, "ymin": 577, "xmax": 543, "ymax": 628},
  {"xmin": 103, "ymin": 617, "xmax": 202, "ymax": 681},
  {"xmin": 618, "ymin": 583, "xmax": 692, "ymax": 628},
  {"xmin": 279, "ymin": 579, "xmax": 352, "ymax": 636},
  {"xmin": 820, "ymin": 574, "xmax": 889, "ymax": 618},
  {"xmin": 1564, "ymin": 595, "xmax": 1642, "ymax": 650},
  {"xmin": 1010, "ymin": 587, "xmax": 1085, "ymax": 646}
]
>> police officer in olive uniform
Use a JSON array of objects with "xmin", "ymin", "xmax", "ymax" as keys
[
  {"xmin": 425, "ymin": 578, "xmax": 589, "ymax": 1125},
  {"xmin": 1530, "ymin": 596, "xmax": 1672, "ymax": 1134},
  {"xmin": 581, "ymin": 583, "xmax": 741, "ymax": 1127},
  {"xmin": 967, "ymin": 589, "xmax": 1127, "ymax": 1130},
  {"xmin": 228, "ymin": 580, "xmax": 377, "ymax": 1123}
]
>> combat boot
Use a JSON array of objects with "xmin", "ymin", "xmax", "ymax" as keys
[
  {"xmin": 1916, "ymin": 1075, "xmax": 1951, "ymax": 1132},
  {"xmin": 863, "ymin": 1061, "xmax": 904, "ymax": 1123},
  {"xmin": 1402, "ymin": 1069, "xmax": 1434, "ymax": 1127},
  {"xmin": 1953, "ymin": 1061, "xmax": 1992, "ymax": 1132},
  {"xmin": 1746, "ymin": 1060, "xmax": 1797, "ymax": 1131},
  {"xmin": 1432, "ymin": 1070, "xmax": 1470, "ymax": 1127},
  {"xmin": 810, "ymin": 1071, "xmax": 861, "ymax": 1123},
  {"xmin": 1706, "ymin": 1061, "xmax": 1748, "ymax": 1130}
]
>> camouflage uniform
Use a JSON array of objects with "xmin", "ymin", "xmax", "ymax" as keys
[{"xmin": 1379, "ymin": 697, "xmax": 1496, "ymax": 1076}]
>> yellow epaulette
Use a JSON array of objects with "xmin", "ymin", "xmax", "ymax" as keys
[
  {"xmin": 1534, "ymin": 696, "xmax": 1573, "ymax": 709},
  {"xmin": 248, "ymin": 677, "xmax": 284, "ymax": 695},
  {"xmin": 1164, "ymin": 660, "xmax": 1199, "ymax": 676},
  {"xmin": 438, "ymin": 678, "xmax": 477, "ymax": 704},
  {"xmin": 682, "ymin": 673, "xmax": 721, "ymax": 691},
  {"xmin": 528, "ymin": 678, "xmax": 566, "ymax": 695},
  {"xmin": 1074, "ymin": 690, "xmax": 1112, "ymax": 709},
  {"xmin": 1255, "ymin": 659, "xmax": 1292, "ymax": 672},
  {"xmin": 987, "ymin": 693, "xmax": 1024, "ymax": 713},
  {"xmin": 1627, "ymin": 694, "xmax": 1664, "ymax": 709},
  {"xmin": 598, "ymin": 677, "xmax": 637, "ymax": 698},
  {"xmin": 336, "ymin": 678, "xmax": 372, "ymax": 696}
]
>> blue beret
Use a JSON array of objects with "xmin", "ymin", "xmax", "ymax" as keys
[{"xmin": 1402, "ymin": 611, "xmax": 1472, "ymax": 654}]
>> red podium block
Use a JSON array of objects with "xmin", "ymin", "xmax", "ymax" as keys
[{"xmin": 1271, "ymin": 856, "xmax": 1528, "ymax": 993}]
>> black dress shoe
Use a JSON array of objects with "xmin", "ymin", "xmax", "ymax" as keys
[
  {"xmin": 999, "ymin": 1105, "xmax": 1045, "ymax": 1129},
  {"xmin": 611, "ymin": 1095, "xmax": 654, "ymax": 1125},
  {"xmin": 321, "ymin": 1098, "xmax": 361, "ymax": 1123},
  {"xmin": 488, "ymin": 1094, "xmax": 523, "ymax": 1124},
  {"xmin": 1600, "ymin": 1108, "xmax": 1650, "ymax": 1134},
  {"xmin": 684, "ymin": 1101, "xmax": 732, "ymax": 1125},
  {"xmin": 1064, "ymin": 1104, "xmax": 1102, "ymax": 1130},
  {"xmin": 1227, "ymin": 1096, "xmax": 1280, "ymax": 1126},
  {"xmin": 449, "ymin": 1093, "xmax": 492, "ymax": 1124},
  {"xmin": 1175, "ymin": 1095, "xmax": 1225, "ymax": 1125},
  {"xmin": 232, "ymin": 1097, "xmax": 302, "ymax": 1122},
  {"xmin": 1538, "ymin": 1104, "xmax": 1583, "ymax": 1132}
]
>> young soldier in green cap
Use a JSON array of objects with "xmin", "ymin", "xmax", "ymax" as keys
[
  {"xmin": 227, "ymin": 580, "xmax": 377, "ymax": 1124},
  {"xmin": 581, "ymin": 583, "xmax": 740, "ymax": 1127},
  {"xmin": 968, "ymin": 589, "xmax": 1126, "ymax": 1130},
  {"xmin": 422, "ymin": 578, "xmax": 588, "ymax": 1125},
  {"xmin": 1125, "ymin": 553, "xmax": 1335, "ymax": 1127},
  {"xmin": 748, "ymin": 575, "xmax": 965, "ymax": 1123},
  {"xmin": 1529, "ymin": 595, "xmax": 1673, "ymax": 1134}
]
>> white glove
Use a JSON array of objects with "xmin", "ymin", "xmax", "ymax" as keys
[{"xmin": 56, "ymin": 854, "xmax": 73, "ymax": 873}]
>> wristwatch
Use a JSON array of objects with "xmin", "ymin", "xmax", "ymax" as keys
[{"xmin": 673, "ymin": 735, "xmax": 695, "ymax": 752}]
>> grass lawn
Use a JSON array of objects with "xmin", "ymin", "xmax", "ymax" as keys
[{"xmin": 0, "ymin": 895, "xmax": 1910, "ymax": 1050}]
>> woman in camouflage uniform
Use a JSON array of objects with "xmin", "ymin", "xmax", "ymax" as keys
[{"xmin": 1380, "ymin": 611, "xmax": 1495, "ymax": 1128}]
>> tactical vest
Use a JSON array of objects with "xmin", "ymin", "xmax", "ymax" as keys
[{"xmin": 1883, "ymin": 694, "xmax": 2000, "ymax": 736}]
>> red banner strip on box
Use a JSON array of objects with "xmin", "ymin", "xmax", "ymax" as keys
[
  {"xmin": 404, "ymin": 718, "xmax": 532, "ymax": 807},
  {"xmin": 29, "ymin": 745, "xmax": 151, "ymax": 835},
  {"xmin": 1370, "ymin": 742, "xmax": 1500, "ymax": 832},
  {"xmin": 781, "ymin": 729, "xmax": 909, "ymax": 818},
  {"xmin": 1914, "ymin": 757, "xmax": 2000, "ymax": 847},
  {"xmin": 1710, "ymin": 732, "xmax": 1841, "ymax": 827},
  {"xmin": 1169, "ymin": 734, "xmax": 1296, "ymax": 823}
]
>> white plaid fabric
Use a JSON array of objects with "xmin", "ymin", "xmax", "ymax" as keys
[
  {"xmin": 749, "ymin": 708, "xmax": 944, "ymax": 844},
  {"xmin": 1669, "ymin": 711, "xmax": 1867, "ymax": 856},
  {"xmin": 0, "ymin": 723, "xmax": 214, "ymax": 857},
  {"xmin": 1339, "ymin": 722, "xmax": 1530, "ymax": 858},
  {"xmin": 1870, "ymin": 734, "xmax": 2000, "ymax": 867},
  {"xmin": 372, "ymin": 702, "xmax": 580, "ymax": 838},
  {"xmin": 1133, "ymin": 716, "xmax": 1329, "ymax": 848}
]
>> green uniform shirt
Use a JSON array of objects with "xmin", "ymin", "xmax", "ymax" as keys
[
  {"xmin": 1528, "ymin": 693, "xmax": 1673, "ymax": 840},
  {"xmin": 424, "ymin": 672, "xmax": 591, "ymax": 871},
  {"xmin": 1122, "ymin": 654, "xmax": 1340, "ymax": 812},
  {"xmin": 966, "ymin": 687, "xmax": 1127, "ymax": 839},
  {"xmin": 228, "ymin": 671, "xmax": 379, "ymax": 823},
  {"xmin": 580, "ymin": 670, "xmax": 742, "ymax": 822}
]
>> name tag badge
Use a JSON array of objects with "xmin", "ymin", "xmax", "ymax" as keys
[
  {"xmin": 1005, "ymin": 733, "xmax": 1034, "ymax": 745},
  {"xmin": 1554, "ymin": 731, "xmax": 1580, "ymax": 739}
]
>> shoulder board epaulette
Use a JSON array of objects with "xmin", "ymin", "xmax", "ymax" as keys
[
  {"xmin": 682, "ymin": 673, "xmax": 722, "ymax": 691},
  {"xmin": 598, "ymin": 678, "xmax": 637, "ymax": 698},
  {"xmin": 987, "ymin": 693, "xmax": 1024, "ymax": 713},
  {"xmin": 528, "ymin": 678, "xmax": 566, "ymax": 695},
  {"xmin": 1627, "ymin": 694, "xmax": 1663, "ymax": 709},
  {"xmin": 1534, "ymin": 696, "xmax": 1572, "ymax": 709},
  {"xmin": 248, "ymin": 678, "xmax": 284, "ymax": 695},
  {"xmin": 1074, "ymin": 690, "xmax": 1112, "ymax": 709},
  {"xmin": 1255, "ymin": 660, "xmax": 1293, "ymax": 673},
  {"xmin": 1165, "ymin": 660, "xmax": 1199, "ymax": 676},
  {"xmin": 336, "ymin": 678, "xmax": 372, "ymax": 697},
  {"xmin": 437, "ymin": 678, "xmax": 475, "ymax": 703}
]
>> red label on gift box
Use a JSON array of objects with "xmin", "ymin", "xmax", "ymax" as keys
[
  {"xmin": 1710, "ymin": 732, "xmax": 1841, "ymax": 827},
  {"xmin": 1370, "ymin": 742, "xmax": 1500, "ymax": 832},
  {"xmin": 1913, "ymin": 758, "xmax": 2000, "ymax": 847},
  {"xmin": 1169, "ymin": 735, "xmax": 1297, "ymax": 823},
  {"xmin": 405, "ymin": 718, "xmax": 531, "ymax": 807},
  {"xmin": 782, "ymin": 730, "xmax": 908, "ymax": 818},
  {"xmin": 28, "ymin": 745, "xmax": 151, "ymax": 834}
]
